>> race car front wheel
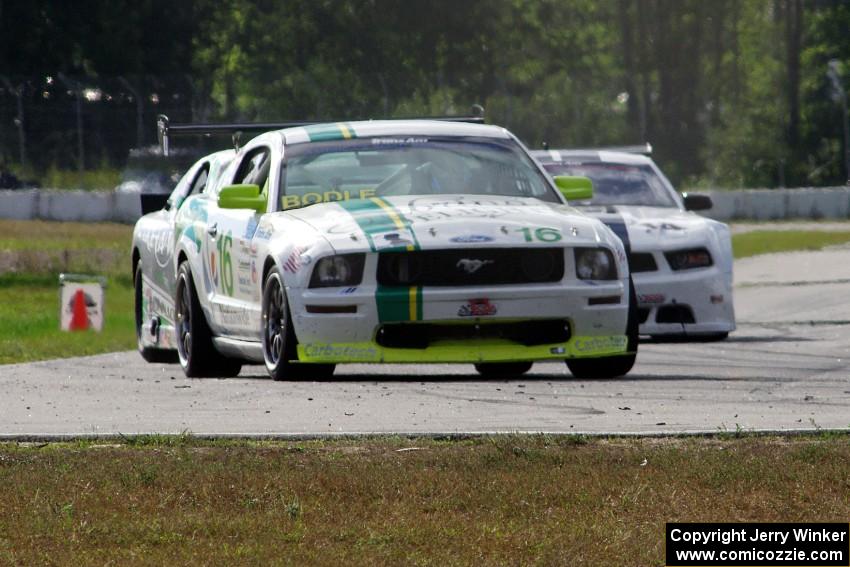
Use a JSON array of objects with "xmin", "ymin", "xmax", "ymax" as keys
[
  {"xmin": 262, "ymin": 266, "xmax": 335, "ymax": 381},
  {"xmin": 474, "ymin": 362, "xmax": 533, "ymax": 377},
  {"xmin": 566, "ymin": 277, "xmax": 638, "ymax": 379},
  {"xmin": 175, "ymin": 262, "xmax": 242, "ymax": 378}
]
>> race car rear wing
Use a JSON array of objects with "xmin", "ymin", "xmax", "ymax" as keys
[
  {"xmin": 541, "ymin": 142, "xmax": 653, "ymax": 155},
  {"xmin": 594, "ymin": 143, "xmax": 652, "ymax": 155},
  {"xmin": 157, "ymin": 105, "xmax": 485, "ymax": 156}
]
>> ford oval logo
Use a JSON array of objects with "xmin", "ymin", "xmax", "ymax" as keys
[{"xmin": 450, "ymin": 235, "xmax": 493, "ymax": 243}]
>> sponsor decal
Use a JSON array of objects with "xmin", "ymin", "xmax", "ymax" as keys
[
  {"xmin": 405, "ymin": 196, "xmax": 538, "ymax": 222},
  {"xmin": 251, "ymin": 260, "xmax": 258, "ymax": 285},
  {"xmin": 639, "ymin": 293, "xmax": 665, "ymax": 304},
  {"xmin": 283, "ymin": 246, "xmax": 308, "ymax": 273},
  {"xmin": 216, "ymin": 304, "xmax": 250, "ymax": 326},
  {"xmin": 210, "ymin": 251, "xmax": 218, "ymax": 286},
  {"xmin": 255, "ymin": 224, "xmax": 274, "ymax": 240},
  {"xmin": 137, "ymin": 227, "xmax": 173, "ymax": 269},
  {"xmin": 458, "ymin": 298, "xmax": 498, "ymax": 317},
  {"xmin": 550, "ymin": 346, "xmax": 566, "ymax": 355},
  {"xmin": 371, "ymin": 137, "xmax": 429, "ymax": 145},
  {"xmin": 573, "ymin": 335, "xmax": 628, "ymax": 354},
  {"xmin": 281, "ymin": 188, "xmax": 377, "ymax": 210},
  {"xmin": 710, "ymin": 294, "xmax": 724, "ymax": 304},
  {"xmin": 639, "ymin": 221, "xmax": 684, "ymax": 231},
  {"xmin": 303, "ymin": 344, "xmax": 377, "ymax": 361},
  {"xmin": 456, "ymin": 258, "xmax": 494, "ymax": 274},
  {"xmin": 143, "ymin": 285, "xmax": 153, "ymax": 320},
  {"xmin": 244, "ymin": 217, "xmax": 259, "ymax": 239},
  {"xmin": 339, "ymin": 287, "xmax": 358, "ymax": 295},
  {"xmin": 450, "ymin": 234, "xmax": 493, "ymax": 243},
  {"xmin": 142, "ymin": 277, "xmax": 176, "ymax": 326}
]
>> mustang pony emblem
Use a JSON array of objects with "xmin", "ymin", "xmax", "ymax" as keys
[{"xmin": 456, "ymin": 258, "xmax": 494, "ymax": 274}]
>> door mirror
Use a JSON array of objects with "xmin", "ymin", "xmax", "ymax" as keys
[
  {"xmin": 553, "ymin": 175, "xmax": 594, "ymax": 201},
  {"xmin": 682, "ymin": 193, "xmax": 713, "ymax": 211},
  {"xmin": 218, "ymin": 184, "xmax": 266, "ymax": 213}
]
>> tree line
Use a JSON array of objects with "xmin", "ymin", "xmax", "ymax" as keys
[{"xmin": 1, "ymin": 0, "xmax": 848, "ymax": 188}]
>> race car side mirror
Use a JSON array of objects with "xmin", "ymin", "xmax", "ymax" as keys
[
  {"xmin": 218, "ymin": 184, "xmax": 267, "ymax": 213},
  {"xmin": 553, "ymin": 175, "xmax": 593, "ymax": 201},
  {"xmin": 682, "ymin": 193, "xmax": 713, "ymax": 211}
]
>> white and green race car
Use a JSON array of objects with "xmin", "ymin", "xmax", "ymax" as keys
[{"xmin": 132, "ymin": 118, "xmax": 638, "ymax": 379}]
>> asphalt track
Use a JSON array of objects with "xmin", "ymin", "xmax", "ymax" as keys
[{"xmin": 2, "ymin": 246, "xmax": 849, "ymax": 438}]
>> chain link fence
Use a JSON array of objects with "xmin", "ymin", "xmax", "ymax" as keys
[{"xmin": 0, "ymin": 74, "xmax": 196, "ymax": 173}]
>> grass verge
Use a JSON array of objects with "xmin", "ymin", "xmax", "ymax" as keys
[
  {"xmin": 0, "ymin": 434, "xmax": 848, "ymax": 565},
  {"xmin": 0, "ymin": 277, "xmax": 134, "ymax": 364},
  {"xmin": 731, "ymin": 230, "xmax": 850, "ymax": 258},
  {"xmin": 0, "ymin": 220, "xmax": 134, "ymax": 364}
]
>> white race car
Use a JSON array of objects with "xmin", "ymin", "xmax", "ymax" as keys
[
  {"xmin": 133, "ymin": 117, "xmax": 639, "ymax": 380},
  {"xmin": 532, "ymin": 148, "xmax": 735, "ymax": 340}
]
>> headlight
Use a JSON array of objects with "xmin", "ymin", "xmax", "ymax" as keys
[
  {"xmin": 665, "ymin": 248, "xmax": 713, "ymax": 270},
  {"xmin": 309, "ymin": 254, "xmax": 365, "ymax": 288},
  {"xmin": 574, "ymin": 248, "xmax": 617, "ymax": 280}
]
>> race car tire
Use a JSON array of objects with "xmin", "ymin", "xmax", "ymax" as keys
[
  {"xmin": 262, "ymin": 266, "xmax": 298, "ymax": 381},
  {"xmin": 290, "ymin": 363, "xmax": 337, "ymax": 380},
  {"xmin": 566, "ymin": 277, "xmax": 638, "ymax": 379},
  {"xmin": 474, "ymin": 362, "xmax": 533, "ymax": 377},
  {"xmin": 175, "ymin": 262, "xmax": 242, "ymax": 378},
  {"xmin": 134, "ymin": 264, "xmax": 178, "ymax": 364},
  {"xmin": 648, "ymin": 331, "xmax": 729, "ymax": 343},
  {"xmin": 694, "ymin": 332, "xmax": 729, "ymax": 342},
  {"xmin": 565, "ymin": 353, "xmax": 636, "ymax": 379}
]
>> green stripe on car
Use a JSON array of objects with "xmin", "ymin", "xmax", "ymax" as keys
[
  {"xmin": 304, "ymin": 122, "xmax": 356, "ymax": 141},
  {"xmin": 336, "ymin": 197, "xmax": 423, "ymax": 322}
]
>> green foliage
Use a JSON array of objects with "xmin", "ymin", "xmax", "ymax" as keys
[
  {"xmin": 2, "ymin": 1, "xmax": 849, "ymax": 188},
  {"xmin": 731, "ymin": 230, "xmax": 850, "ymax": 259},
  {"xmin": 40, "ymin": 165, "xmax": 122, "ymax": 191}
]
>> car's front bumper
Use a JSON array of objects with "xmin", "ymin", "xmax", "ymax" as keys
[
  {"xmin": 633, "ymin": 263, "xmax": 735, "ymax": 337},
  {"xmin": 289, "ymin": 281, "xmax": 633, "ymax": 363}
]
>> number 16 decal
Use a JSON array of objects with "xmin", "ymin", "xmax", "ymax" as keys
[
  {"xmin": 516, "ymin": 227, "xmax": 562, "ymax": 242},
  {"xmin": 217, "ymin": 231, "xmax": 234, "ymax": 296}
]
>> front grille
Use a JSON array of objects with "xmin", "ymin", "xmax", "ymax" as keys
[
  {"xmin": 377, "ymin": 248, "xmax": 564, "ymax": 287},
  {"xmin": 376, "ymin": 319, "xmax": 571, "ymax": 349},
  {"xmin": 628, "ymin": 252, "xmax": 658, "ymax": 273}
]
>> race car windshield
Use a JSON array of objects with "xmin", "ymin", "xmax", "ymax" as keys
[
  {"xmin": 542, "ymin": 162, "xmax": 678, "ymax": 208},
  {"xmin": 279, "ymin": 137, "xmax": 558, "ymax": 210}
]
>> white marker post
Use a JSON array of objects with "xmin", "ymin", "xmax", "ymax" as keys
[{"xmin": 59, "ymin": 273, "xmax": 107, "ymax": 332}]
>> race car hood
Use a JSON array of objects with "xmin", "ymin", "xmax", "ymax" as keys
[
  {"xmin": 281, "ymin": 195, "xmax": 615, "ymax": 253},
  {"xmin": 576, "ymin": 205, "xmax": 724, "ymax": 252}
]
